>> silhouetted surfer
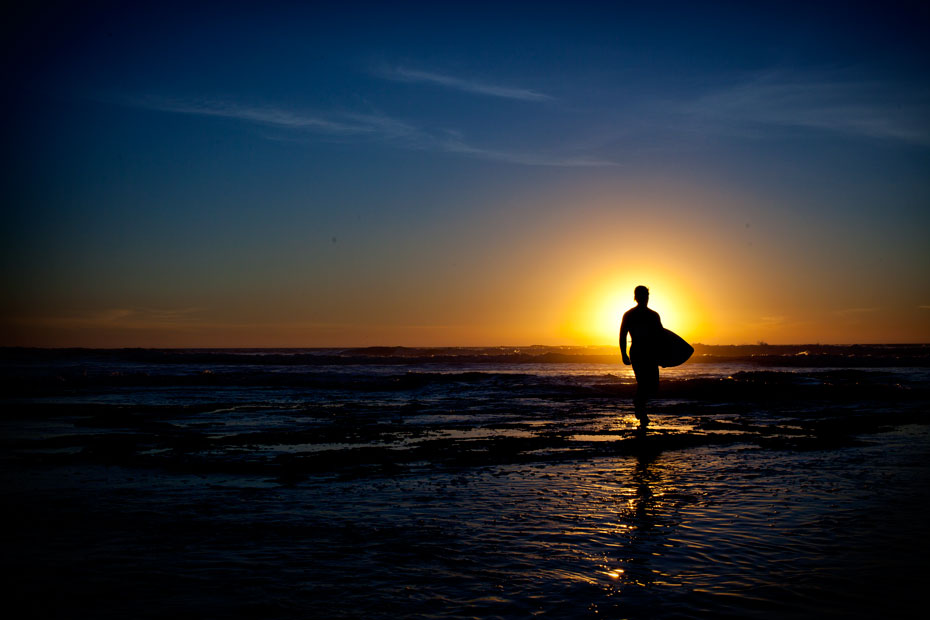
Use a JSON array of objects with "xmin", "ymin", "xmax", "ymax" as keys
[{"xmin": 620, "ymin": 285, "xmax": 662, "ymax": 426}]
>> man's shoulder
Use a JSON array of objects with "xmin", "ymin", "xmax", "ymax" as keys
[{"xmin": 626, "ymin": 306, "xmax": 661, "ymax": 323}]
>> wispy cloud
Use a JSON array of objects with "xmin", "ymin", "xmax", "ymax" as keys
[
  {"xmin": 123, "ymin": 95, "xmax": 397, "ymax": 136},
  {"xmin": 833, "ymin": 307, "xmax": 879, "ymax": 325},
  {"xmin": 688, "ymin": 71, "xmax": 930, "ymax": 145},
  {"xmin": 758, "ymin": 315, "xmax": 786, "ymax": 325},
  {"xmin": 834, "ymin": 307, "xmax": 878, "ymax": 317},
  {"xmin": 380, "ymin": 66, "xmax": 553, "ymax": 102},
  {"xmin": 438, "ymin": 137, "xmax": 618, "ymax": 167},
  {"xmin": 742, "ymin": 315, "xmax": 790, "ymax": 332},
  {"xmin": 112, "ymin": 94, "xmax": 615, "ymax": 167},
  {"xmin": 11, "ymin": 307, "xmax": 205, "ymax": 330}
]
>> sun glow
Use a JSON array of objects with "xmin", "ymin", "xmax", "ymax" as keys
[{"xmin": 559, "ymin": 270, "xmax": 709, "ymax": 346}]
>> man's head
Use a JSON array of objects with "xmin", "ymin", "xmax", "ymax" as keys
[{"xmin": 634, "ymin": 285, "xmax": 649, "ymax": 305}]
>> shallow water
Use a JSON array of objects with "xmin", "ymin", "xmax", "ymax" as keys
[
  {"xmin": 6, "ymin": 429, "xmax": 929, "ymax": 619},
  {"xmin": 2, "ymin": 346, "xmax": 929, "ymax": 618}
]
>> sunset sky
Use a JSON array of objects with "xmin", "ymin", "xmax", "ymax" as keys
[{"xmin": 3, "ymin": 2, "xmax": 929, "ymax": 347}]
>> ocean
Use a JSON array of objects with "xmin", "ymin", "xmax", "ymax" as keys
[{"xmin": 2, "ymin": 345, "xmax": 929, "ymax": 618}]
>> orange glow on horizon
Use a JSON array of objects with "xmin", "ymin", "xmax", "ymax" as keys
[{"xmin": 558, "ymin": 269, "xmax": 711, "ymax": 346}]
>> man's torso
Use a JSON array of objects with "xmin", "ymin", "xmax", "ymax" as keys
[{"xmin": 624, "ymin": 306, "xmax": 662, "ymax": 361}]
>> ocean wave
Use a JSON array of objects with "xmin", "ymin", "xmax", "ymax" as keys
[
  {"xmin": 3, "ymin": 344, "xmax": 929, "ymax": 368},
  {"xmin": 2, "ymin": 366, "xmax": 926, "ymax": 405}
]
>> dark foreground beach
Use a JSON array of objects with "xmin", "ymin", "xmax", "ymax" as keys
[{"xmin": 2, "ymin": 345, "xmax": 929, "ymax": 618}]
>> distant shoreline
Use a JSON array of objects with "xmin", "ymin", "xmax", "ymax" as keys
[
  {"xmin": 2, "ymin": 344, "xmax": 929, "ymax": 370},
  {"xmin": 3, "ymin": 343, "xmax": 929, "ymax": 352}
]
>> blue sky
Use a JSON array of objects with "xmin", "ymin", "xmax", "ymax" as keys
[{"xmin": 3, "ymin": 1, "xmax": 929, "ymax": 345}]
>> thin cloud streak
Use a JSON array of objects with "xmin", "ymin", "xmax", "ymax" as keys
[
  {"xmin": 114, "ymin": 95, "xmax": 615, "ymax": 167},
  {"xmin": 124, "ymin": 95, "xmax": 378, "ymax": 135},
  {"xmin": 439, "ymin": 138, "xmax": 619, "ymax": 167},
  {"xmin": 688, "ymin": 71, "xmax": 930, "ymax": 145},
  {"xmin": 834, "ymin": 307, "xmax": 878, "ymax": 316},
  {"xmin": 383, "ymin": 66, "xmax": 553, "ymax": 102},
  {"xmin": 10, "ymin": 307, "xmax": 205, "ymax": 330}
]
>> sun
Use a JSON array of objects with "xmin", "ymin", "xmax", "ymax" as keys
[{"xmin": 559, "ymin": 271, "xmax": 708, "ymax": 345}]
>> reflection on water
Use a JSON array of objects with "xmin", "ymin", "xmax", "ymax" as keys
[
  {"xmin": 3, "ymin": 345, "xmax": 930, "ymax": 618},
  {"xmin": 624, "ymin": 452, "xmax": 660, "ymax": 589},
  {"xmin": 4, "ymin": 428, "xmax": 930, "ymax": 619}
]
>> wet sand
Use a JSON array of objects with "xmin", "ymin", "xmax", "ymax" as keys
[
  {"xmin": 4, "ymin": 409, "xmax": 930, "ymax": 618},
  {"xmin": 2, "ymin": 347, "xmax": 929, "ymax": 618}
]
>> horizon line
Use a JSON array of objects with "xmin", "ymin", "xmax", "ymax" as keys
[{"xmin": 3, "ymin": 342, "xmax": 928, "ymax": 350}]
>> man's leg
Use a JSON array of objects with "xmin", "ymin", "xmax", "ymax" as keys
[{"xmin": 632, "ymin": 361, "xmax": 659, "ymax": 425}]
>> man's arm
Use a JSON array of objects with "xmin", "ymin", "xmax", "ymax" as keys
[{"xmin": 619, "ymin": 314, "xmax": 631, "ymax": 365}]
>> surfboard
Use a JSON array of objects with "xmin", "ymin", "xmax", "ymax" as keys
[{"xmin": 657, "ymin": 328, "xmax": 693, "ymax": 367}]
